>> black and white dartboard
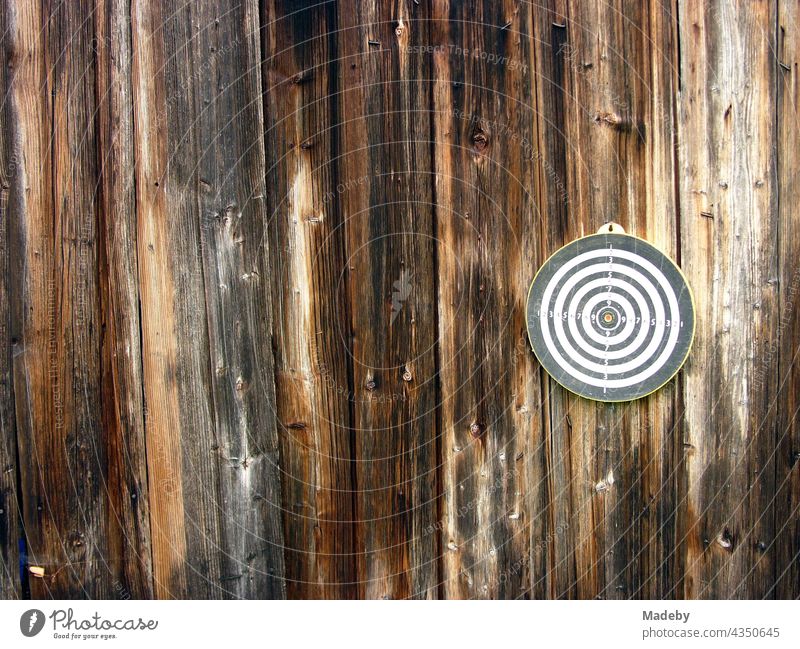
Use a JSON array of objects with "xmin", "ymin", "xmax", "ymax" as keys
[{"xmin": 526, "ymin": 226, "xmax": 695, "ymax": 402}]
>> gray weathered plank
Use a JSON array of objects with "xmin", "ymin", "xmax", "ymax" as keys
[
  {"xmin": 131, "ymin": 0, "xmax": 285, "ymax": 598},
  {"xmin": 677, "ymin": 0, "xmax": 778, "ymax": 599}
]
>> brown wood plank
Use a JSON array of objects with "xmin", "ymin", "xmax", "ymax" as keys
[
  {"xmin": 2, "ymin": 0, "xmax": 154, "ymax": 598},
  {"xmin": 528, "ymin": 0, "xmax": 682, "ymax": 599},
  {"xmin": 431, "ymin": 0, "xmax": 539, "ymax": 599},
  {"xmin": 677, "ymin": 0, "xmax": 779, "ymax": 598},
  {"xmin": 336, "ymin": 0, "xmax": 439, "ymax": 599},
  {"xmin": 12, "ymin": 0, "xmax": 99, "ymax": 598},
  {"xmin": 4, "ymin": 0, "xmax": 140, "ymax": 598},
  {"xmin": 0, "ymin": 0, "xmax": 21, "ymax": 598},
  {"xmin": 131, "ymin": 0, "xmax": 285, "ymax": 598},
  {"xmin": 261, "ymin": 0, "xmax": 356, "ymax": 599},
  {"xmin": 95, "ymin": 0, "xmax": 154, "ymax": 600},
  {"xmin": 527, "ymin": 0, "xmax": 575, "ymax": 599},
  {"xmin": 775, "ymin": 0, "xmax": 800, "ymax": 600}
]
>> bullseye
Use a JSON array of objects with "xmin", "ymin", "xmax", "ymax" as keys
[
  {"xmin": 599, "ymin": 308, "xmax": 618, "ymax": 328},
  {"xmin": 526, "ymin": 228, "xmax": 695, "ymax": 402}
]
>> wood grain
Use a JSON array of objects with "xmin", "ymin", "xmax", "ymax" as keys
[
  {"xmin": 677, "ymin": 0, "xmax": 778, "ymax": 599},
  {"xmin": 0, "ymin": 0, "xmax": 796, "ymax": 600},
  {"xmin": 261, "ymin": 0, "xmax": 356, "ymax": 599},
  {"xmin": 96, "ymin": 0, "xmax": 154, "ymax": 600},
  {"xmin": 527, "ymin": 0, "xmax": 573, "ymax": 599},
  {"xmin": 0, "ymin": 0, "xmax": 20, "ymax": 599},
  {"xmin": 431, "ymin": 0, "xmax": 539, "ymax": 599},
  {"xmin": 131, "ymin": 0, "xmax": 285, "ymax": 598},
  {"xmin": 337, "ymin": 0, "xmax": 440, "ymax": 600},
  {"xmin": 526, "ymin": 0, "xmax": 683, "ymax": 600},
  {"xmin": 3, "ymin": 0, "xmax": 154, "ymax": 598},
  {"xmin": 587, "ymin": 0, "xmax": 676, "ymax": 600},
  {"xmin": 775, "ymin": 0, "xmax": 800, "ymax": 599}
]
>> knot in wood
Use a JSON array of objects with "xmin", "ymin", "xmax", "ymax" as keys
[
  {"xmin": 471, "ymin": 128, "xmax": 489, "ymax": 152},
  {"xmin": 717, "ymin": 528, "xmax": 735, "ymax": 552}
]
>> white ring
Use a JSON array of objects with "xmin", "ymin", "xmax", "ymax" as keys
[
  {"xmin": 565, "ymin": 286, "xmax": 641, "ymax": 358},
  {"xmin": 551, "ymin": 264, "xmax": 667, "ymax": 374},
  {"xmin": 571, "ymin": 282, "xmax": 638, "ymax": 346},
  {"xmin": 540, "ymin": 248, "xmax": 681, "ymax": 388}
]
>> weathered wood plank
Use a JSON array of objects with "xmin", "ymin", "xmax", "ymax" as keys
[
  {"xmin": 95, "ymin": 0, "xmax": 154, "ymax": 600},
  {"xmin": 775, "ymin": 0, "xmax": 800, "ymax": 600},
  {"xmin": 5, "ymin": 0, "xmax": 133, "ymax": 598},
  {"xmin": 337, "ymin": 2, "xmax": 439, "ymax": 599},
  {"xmin": 261, "ymin": 0, "xmax": 356, "ymax": 598},
  {"xmin": 195, "ymin": 0, "xmax": 286, "ymax": 601},
  {"xmin": 629, "ymin": 1, "xmax": 684, "ymax": 600},
  {"xmin": 431, "ymin": 0, "xmax": 539, "ymax": 599},
  {"xmin": 131, "ymin": 0, "xmax": 285, "ymax": 598},
  {"xmin": 528, "ymin": 0, "xmax": 682, "ymax": 599},
  {"xmin": 527, "ymin": 0, "xmax": 575, "ymax": 599},
  {"xmin": 677, "ymin": 0, "xmax": 778, "ymax": 598},
  {"xmin": 336, "ymin": 0, "xmax": 439, "ymax": 599},
  {"xmin": 0, "ymin": 0, "xmax": 21, "ymax": 599},
  {"xmin": 1, "ymin": 0, "xmax": 153, "ymax": 601}
]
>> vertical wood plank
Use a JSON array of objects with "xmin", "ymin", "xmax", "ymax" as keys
[
  {"xmin": 336, "ymin": 0, "xmax": 439, "ymax": 599},
  {"xmin": 21, "ymin": 0, "xmax": 105, "ymax": 598},
  {"xmin": 5, "ymin": 0, "xmax": 151, "ymax": 598},
  {"xmin": 528, "ymin": 0, "xmax": 682, "ymax": 598},
  {"xmin": 775, "ymin": 0, "xmax": 800, "ymax": 599},
  {"xmin": 431, "ymin": 0, "xmax": 539, "ymax": 598},
  {"xmin": 95, "ymin": 0, "xmax": 154, "ymax": 600},
  {"xmin": 131, "ymin": 0, "xmax": 285, "ymax": 598},
  {"xmin": 677, "ymin": 0, "xmax": 778, "ymax": 598},
  {"xmin": 195, "ymin": 0, "xmax": 286, "ymax": 601},
  {"xmin": 527, "ymin": 0, "xmax": 575, "ymax": 599},
  {"xmin": 0, "ymin": 0, "xmax": 20, "ymax": 598},
  {"xmin": 633, "ymin": 1, "xmax": 684, "ymax": 600},
  {"xmin": 261, "ymin": 0, "xmax": 356, "ymax": 599}
]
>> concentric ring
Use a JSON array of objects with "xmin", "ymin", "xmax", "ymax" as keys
[{"xmin": 526, "ymin": 232, "xmax": 695, "ymax": 401}]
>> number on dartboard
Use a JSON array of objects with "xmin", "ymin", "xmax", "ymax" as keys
[{"xmin": 526, "ymin": 230, "xmax": 695, "ymax": 402}]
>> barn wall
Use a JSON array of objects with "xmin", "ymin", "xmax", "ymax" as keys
[{"xmin": 0, "ymin": 0, "xmax": 797, "ymax": 599}]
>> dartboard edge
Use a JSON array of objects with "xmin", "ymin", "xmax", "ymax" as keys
[{"xmin": 526, "ymin": 231, "xmax": 695, "ymax": 402}]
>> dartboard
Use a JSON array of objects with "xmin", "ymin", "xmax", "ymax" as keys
[{"xmin": 526, "ymin": 229, "xmax": 695, "ymax": 402}]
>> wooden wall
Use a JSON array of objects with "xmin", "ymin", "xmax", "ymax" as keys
[{"xmin": 0, "ymin": 0, "xmax": 797, "ymax": 599}]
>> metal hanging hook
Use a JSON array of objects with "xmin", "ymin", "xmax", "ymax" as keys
[{"xmin": 597, "ymin": 222, "xmax": 625, "ymax": 234}]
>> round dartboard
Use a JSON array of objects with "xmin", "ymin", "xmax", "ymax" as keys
[{"xmin": 526, "ymin": 226, "xmax": 695, "ymax": 402}]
